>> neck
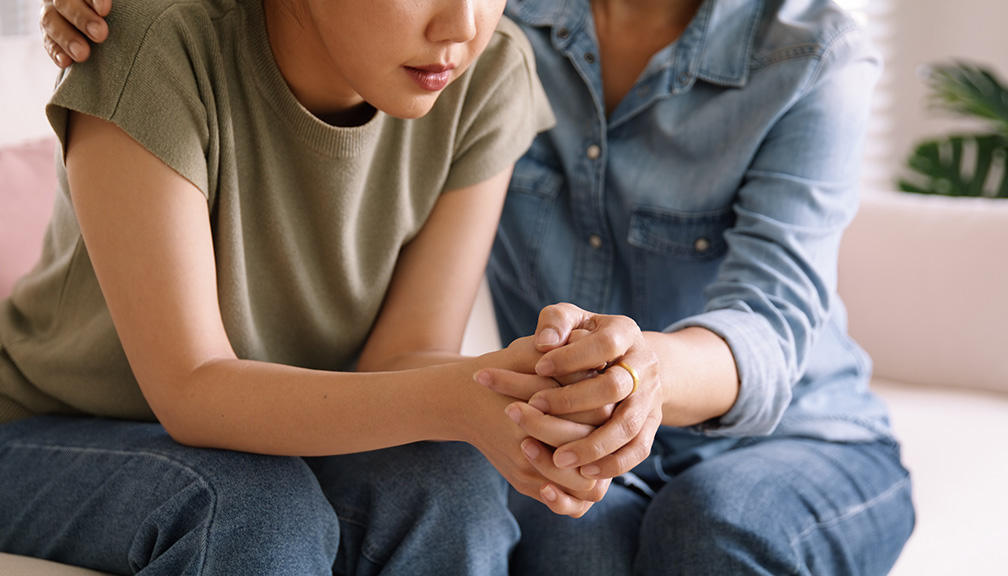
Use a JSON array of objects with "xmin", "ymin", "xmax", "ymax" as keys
[
  {"xmin": 592, "ymin": 0, "xmax": 703, "ymax": 32},
  {"xmin": 262, "ymin": 0, "xmax": 372, "ymax": 126},
  {"xmin": 590, "ymin": 0, "xmax": 703, "ymax": 116}
]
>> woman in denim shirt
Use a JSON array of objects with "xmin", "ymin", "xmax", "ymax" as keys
[
  {"xmin": 43, "ymin": 0, "xmax": 916, "ymax": 573},
  {"xmin": 477, "ymin": 0, "xmax": 916, "ymax": 574}
]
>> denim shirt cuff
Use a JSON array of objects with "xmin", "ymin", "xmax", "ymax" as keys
[{"xmin": 665, "ymin": 309, "xmax": 792, "ymax": 437}]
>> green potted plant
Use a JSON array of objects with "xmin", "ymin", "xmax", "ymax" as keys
[{"xmin": 898, "ymin": 61, "xmax": 1008, "ymax": 198}]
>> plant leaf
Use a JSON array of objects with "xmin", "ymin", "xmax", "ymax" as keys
[
  {"xmin": 898, "ymin": 134, "xmax": 1008, "ymax": 198},
  {"xmin": 922, "ymin": 62, "xmax": 1008, "ymax": 138}
]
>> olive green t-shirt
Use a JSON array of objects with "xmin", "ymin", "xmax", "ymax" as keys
[{"xmin": 0, "ymin": 0, "xmax": 553, "ymax": 423}]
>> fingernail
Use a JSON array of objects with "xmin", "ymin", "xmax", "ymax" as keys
[
  {"xmin": 581, "ymin": 464, "xmax": 600, "ymax": 477},
  {"xmin": 54, "ymin": 52, "xmax": 67, "ymax": 67},
  {"xmin": 528, "ymin": 396, "xmax": 548, "ymax": 413},
  {"xmin": 474, "ymin": 370, "xmax": 491, "ymax": 387},
  {"xmin": 91, "ymin": 0, "xmax": 103, "ymax": 12},
  {"xmin": 541, "ymin": 485, "xmax": 558, "ymax": 502},
  {"xmin": 536, "ymin": 327, "xmax": 560, "ymax": 346},
  {"xmin": 535, "ymin": 358, "xmax": 555, "ymax": 376},
  {"xmin": 86, "ymin": 22, "xmax": 102, "ymax": 40},
  {"xmin": 555, "ymin": 451, "xmax": 577, "ymax": 468},
  {"xmin": 505, "ymin": 405, "xmax": 522, "ymax": 425},
  {"xmin": 68, "ymin": 41, "xmax": 84, "ymax": 60},
  {"xmin": 521, "ymin": 440, "xmax": 540, "ymax": 460}
]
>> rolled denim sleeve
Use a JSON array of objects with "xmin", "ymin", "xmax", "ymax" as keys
[
  {"xmin": 667, "ymin": 27, "xmax": 881, "ymax": 437},
  {"xmin": 667, "ymin": 308, "xmax": 791, "ymax": 435}
]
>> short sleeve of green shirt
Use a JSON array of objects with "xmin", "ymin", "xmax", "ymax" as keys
[
  {"xmin": 47, "ymin": 0, "xmax": 220, "ymax": 197},
  {"xmin": 443, "ymin": 16, "xmax": 556, "ymax": 191}
]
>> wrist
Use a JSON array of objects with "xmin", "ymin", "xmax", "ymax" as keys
[
  {"xmin": 644, "ymin": 327, "xmax": 740, "ymax": 426},
  {"xmin": 428, "ymin": 350, "xmax": 513, "ymax": 444}
]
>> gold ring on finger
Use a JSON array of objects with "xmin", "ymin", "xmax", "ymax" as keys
[{"xmin": 611, "ymin": 361, "xmax": 639, "ymax": 397}]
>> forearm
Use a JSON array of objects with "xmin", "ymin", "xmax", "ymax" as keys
[
  {"xmin": 644, "ymin": 326, "xmax": 740, "ymax": 427},
  {"xmin": 358, "ymin": 349, "xmax": 468, "ymax": 372},
  {"xmin": 156, "ymin": 354, "xmax": 498, "ymax": 456}
]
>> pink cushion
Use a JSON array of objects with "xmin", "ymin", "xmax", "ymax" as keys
[{"xmin": 0, "ymin": 138, "xmax": 58, "ymax": 300}]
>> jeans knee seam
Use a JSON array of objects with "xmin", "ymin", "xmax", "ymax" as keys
[
  {"xmin": 9, "ymin": 441, "xmax": 213, "ymax": 479},
  {"xmin": 7, "ymin": 441, "xmax": 218, "ymax": 574},
  {"xmin": 787, "ymin": 475, "xmax": 912, "ymax": 574}
]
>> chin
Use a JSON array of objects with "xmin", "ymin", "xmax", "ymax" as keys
[{"xmin": 377, "ymin": 94, "xmax": 441, "ymax": 120}]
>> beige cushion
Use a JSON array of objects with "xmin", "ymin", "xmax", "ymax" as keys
[
  {"xmin": 874, "ymin": 379, "xmax": 1008, "ymax": 576},
  {"xmin": 0, "ymin": 553, "xmax": 113, "ymax": 576},
  {"xmin": 839, "ymin": 189, "xmax": 1008, "ymax": 395}
]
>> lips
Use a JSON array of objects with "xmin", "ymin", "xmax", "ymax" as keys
[{"xmin": 404, "ymin": 64, "xmax": 455, "ymax": 92}]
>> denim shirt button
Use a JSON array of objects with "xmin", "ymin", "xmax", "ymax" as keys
[
  {"xmin": 588, "ymin": 234, "xmax": 603, "ymax": 249},
  {"xmin": 584, "ymin": 52, "xmax": 597, "ymax": 64},
  {"xmin": 586, "ymin": 144, "xmax": 601, "ymax": 159},
  {"xmin": 556, "ymin": 28, "xmax": 570, "ymax": 39},
  {"xmin": 694, "ymin": 237, "xmax": 711, "ymax": 253}
]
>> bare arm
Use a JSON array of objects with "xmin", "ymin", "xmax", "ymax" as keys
[
  {"xmin": 67, "ymin": 111, "xmax": 605, "ymax": 515},
  {"xmin": 354, "ymin": 170, "xmax": 508, "ymax": 373},
  {"xmin": 66, "ymin": 110, "xmax": 500, "ymax": 454}
]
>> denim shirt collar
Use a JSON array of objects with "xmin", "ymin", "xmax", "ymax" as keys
[{"xmin": 507, "ymin": 0, "xmax": 763, "ymax": 90}]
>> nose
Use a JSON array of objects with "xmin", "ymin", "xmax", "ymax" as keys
[{"xmin": 428, "ymin": 0, "xmax": 477, "ymax": 44}]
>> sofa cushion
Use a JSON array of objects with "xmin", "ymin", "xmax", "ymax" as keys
[
  {"xmin": 839, "ymin": 190, "xmax": 1008, "ymax": 395},
  {"xmin": 0, "ymin": 552, "xmax": 113, "ymax": 576},
  {"xmin": 0, "ymin": 138, "xmax": 58, "ymax": 300},
  {"xmin": 873, "ymin": 378, "xmax": 1008, "ymax": 575}
]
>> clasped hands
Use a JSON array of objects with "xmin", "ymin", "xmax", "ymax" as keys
[{"xmin": 475, "ymin": 303, "xmax": 663, "ymax": 518}]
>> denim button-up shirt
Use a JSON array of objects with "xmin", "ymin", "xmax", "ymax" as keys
[{"xmin": 490, "ymin": 0, "xmax": 894, "ymax": 445}]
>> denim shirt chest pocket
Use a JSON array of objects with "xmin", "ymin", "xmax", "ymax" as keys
[
  {"xmin": 628, "ymin": 207, "xmax": 733, "ymax": 260},
  {"xmin": 626, "ymin": 206, "xmax": 734, "ymax": 326}
]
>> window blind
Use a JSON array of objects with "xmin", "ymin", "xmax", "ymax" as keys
[{"xmin": 837, "ymin": 0, "xmax": 897, "ymax": 191}]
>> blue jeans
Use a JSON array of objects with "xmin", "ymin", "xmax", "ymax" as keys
[
  {"xmin": 510, "ymin": 437, "xmax": 914, "ymax": 576},
  {"xmin": 0, "ymin": 415, "xmax": 518, "ymax": 575}
]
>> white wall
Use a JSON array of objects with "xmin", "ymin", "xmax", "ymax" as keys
[
  {"xmin": 0, "ymin": 0, "xmax": 56, "ymax": 146},
  {"xmin": 862, "ymin": 0, "xmax": 1008, "ymax": 191},
  {"xmin": 0, "ymin": 36, "xmax": 57, "ymax": 146}
]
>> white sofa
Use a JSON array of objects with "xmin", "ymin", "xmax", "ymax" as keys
[
  {"xmin": 838, "ymin": 189, "xmax": 1008, "ymax": 575},
  {"xmin": 3, "ymin": 35, "xmax": 1008, "ymax": 576}
]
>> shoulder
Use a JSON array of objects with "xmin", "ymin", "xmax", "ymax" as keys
[
  {"xmin": 470, "ymin": 15, "xmax": 540, "ymax": 87},
  {"xmin": 488, "ymin": 13, "xmax": 537, "ymax": 60},
  {"xmin": 46, "ymin": 0, "xmax": 245, "ymax": 196},
  {"xmin": 57, "ymin": 0, "xmax": 237, "ymax": 96},
  {"xmin": 103, "ymin": 0, "xmax": 234, "ymax": 46},
  {"xmin": 437, "ymin": 14, "xmax": 551, "ymax": 129},
  {"xmin": 752, "ymin": 0, "xmax": 874, "ymax": 67},
  {"xmin": 51, "ymin": 0, "xmax": 245, "ymax": 109},
  {"xmin": 421, "ymin": 15, "xmax": 554, "ymax": 191}
]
